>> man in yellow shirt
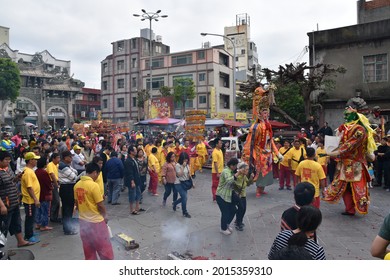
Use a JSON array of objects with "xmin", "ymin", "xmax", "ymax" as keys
[
  {"xmin": 74, "ymin": 162, "xmax": 113, "ymax": 260},
  {"xmin": 148, "ymin": 147, "xmax": 160, "ymax": 196},
  {"xmin": 211, "ymin": 139, "xmax": 224, "ymax": 201},
  {"xmin": 315, "ymin": 139, "xmax": 329, "ymax": 185},
  {"xmin": 47, "ymin": 153, "xmax": 61, "ymax": 223},
  {"xmin": 278, "ymin": 140, "xmax": 292, "ymax": 190},
  {"xmin": 287, "ymin": 139, "xmax": 306, "ymax": 187},
  {"xmin": 295, "ymin": 147, "xmax": 326, "ymax": 208},
  {"xmin": 21, "ymin": 152, "xmax": 41, "ymax": 243},
  {"xmin": 196, "ymin": 140, "xmax": 208, "ymax": 173}
]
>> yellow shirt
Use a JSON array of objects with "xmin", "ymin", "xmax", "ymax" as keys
[
  {"xmin": 46, "ymin": 161, "xmax": 59, "ymax": 181},
  {"xmin": 95, "ymin": 172, "xmax": 104, "ymax": 197},
  {"xmin": 148, "ymin": 153, "xmax": 160, "ymax": 173},
  {"xmin": 196, "ymin": 142, "xmax": 207, "ymax": 157},
  {"xmin": 295, "ymin": 159, "xmax": 326, "ymax": 197},
  {"xmin": 316, "ymin": 147, "xmax": 329, "ymax": 166},
  {"xmin": 211, "ymin": 148, "xmax": 224, "ymax": 173},
  {"xmin": 278, "ymin": 146, "xmax": 291, "ymax": 167},
  {"xmin": 136, "ymin": 133, "xmax": 143, "ymax": 140},
  {"xmin": 74, "ymin": 176, "xmax": 104, "ymax": 223},
  {"xmin": 287, "ymin": 147, "xmax": 306, "ymax": 171},
  {"xmin": 21, "ymin": 167, "xmax": 40, "ymax": 204},
  {"xmin": 145, "ymin": 144, "xmax": 155, "ymax": 157}
]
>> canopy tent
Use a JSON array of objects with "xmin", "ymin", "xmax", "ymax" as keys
[
  {"xmin": 136, "ymin": 117, "xmax": 181, "ymax": 125},
  {"xmin": 205, "ymin": 119, "xmax": 224, "ymax": 126},
  {"xmin": 240, "ymin": 120, "xmax": 291, "ymax": 129}
]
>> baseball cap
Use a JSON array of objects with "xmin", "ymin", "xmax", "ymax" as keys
[
  {"xmin": 25, "ymin": 152, "xmax": 40, "ymax": 160},
  {"xmin": 73, "ymin": 145, "xmax": 82, "ymax": 151}
]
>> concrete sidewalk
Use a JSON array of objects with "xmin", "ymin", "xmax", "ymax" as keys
[{"xmin": 4, "ymin": 169, "xmax": 390, "ymax": 260}]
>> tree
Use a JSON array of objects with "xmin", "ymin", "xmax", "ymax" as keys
[
  {"xmin": 172, "ymin": 77, "xmax": 195, "ymax": 116},
  {"xmin": 159, "ymin": 86, "xmax": 172, "ymax": 97},
  {"xmin": 136, "ymin": 89, "xmax": 150, "ymax": 121},
  {"xmin": 0, "ymin": 58, "xmax": 21, "ymax": 102},
  {"xmin": 263, "ymin": 62, "xmax": 346, "ymax": 119}
]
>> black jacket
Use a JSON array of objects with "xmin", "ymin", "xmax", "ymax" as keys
[{"xmin": 124, "ymin": 157, "xmax": 141, "ymax": 187}]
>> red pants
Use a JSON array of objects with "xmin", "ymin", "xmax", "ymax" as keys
[
  {"xmin": 321, "ymin": 165, "xmax": 328, "ymax": 185},
  {"xmin": 148, "ymin": 170, "xmax": 158, "ymax": 194},
  {"xmin": 312, "ymin": 196, "xmax": 320, "ymax": 208},
  {"xmin": 342, "ymin": 184, "xmax": 356, "ymax": 215},
  {"xmin": 272, "ymin": 162, "xmax": 279, "ymax": 179},
  {"xmin": 79, "ymin": 219, "xmax": 114, "ymax": 260},
  {"xmin": 212, "ymin": 173, "xmax": 220, "ymax": 201},
  {"xmin": 291, "ymin": 170, "xmax": 298, "ymax": 187},
  {"xmin": 279, "ymin": 165, "xmax": 291, "ymax": 188}
]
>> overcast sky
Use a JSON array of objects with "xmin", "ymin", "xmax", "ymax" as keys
[{"xmin": 1, "ymin": 0, "xmax": 359, "ymax": 88}]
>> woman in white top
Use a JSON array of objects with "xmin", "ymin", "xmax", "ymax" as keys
[{"xmin": 173, "ymin": 152, "xmax": 192, "ymax": 218}]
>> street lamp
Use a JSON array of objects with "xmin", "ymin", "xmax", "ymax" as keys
[
  {"xmin": 201, "ymin": 32, "xmax": 237, "ymax": 121},
  {"xmin": 133, "ymin": 10, "xmax": 168, "ymax": 97}
]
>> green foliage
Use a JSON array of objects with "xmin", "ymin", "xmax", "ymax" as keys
[
  {"xmin": 137, "ymin": 89, "xmax": 150, "ymax": 108},
  {"xmin": 159, "ymin": 86, "xmax": 172, "ymax": 97},
  {"xmin": 274, "ymin": 84, "xmax": 306, "ymax": 123},
  {"xmin": 172, "ymin": 77, "xmax": 195, "ymax": 105},
  {"xmin": 0, "ymin": 58, "xmax": 21, "ymax": 102}
]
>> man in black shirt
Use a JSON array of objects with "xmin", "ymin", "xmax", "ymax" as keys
[
  {"xmin": 280, "ymin": 182, "xmax": 315, "ymax": 231},
  {"xmin": 374, "ymin": 137, "xmax": 390, "ymax": 188}
]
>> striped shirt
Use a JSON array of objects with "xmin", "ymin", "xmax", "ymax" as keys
[
  {"xmin": 0, "ymin": 167, "xmax": 19, "ymax": 210},
  {"xmin": 268, "ymin": 230, "xmax": 326, "ymax": 260}
]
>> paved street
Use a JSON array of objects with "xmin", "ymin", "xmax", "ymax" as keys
[{"xmin": 4, "ymin": 169, "xmax": 390, "ymax": 260}]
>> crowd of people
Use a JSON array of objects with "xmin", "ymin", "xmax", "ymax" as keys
[{"xmin": 0, "ymin": 107, "xmax": 389, "ymax": 260}]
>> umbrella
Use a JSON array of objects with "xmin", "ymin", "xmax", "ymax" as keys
[
  {"xmin": 223, "ymin": 120, "xmax": 244, "ymax": 127},
  {"xmin": 148, "ymin": 118, "xmax": 181, "ymax": 125}
]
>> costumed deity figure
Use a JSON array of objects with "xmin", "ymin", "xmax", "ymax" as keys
[
  {"xmin": 195, "ymin": 139, "xmax": 210, "ymax": 173},
  {"xmin": 323, "ymin": 98, "xmax": 376, "ymax": 215},
  {"xmin": 242, "ymin": 85, "xmax": 283, "ymax": 198}
]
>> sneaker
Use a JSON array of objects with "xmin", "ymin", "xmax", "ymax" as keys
[
  {"xmin": 26, "ymin": 236, "xmax": 40, "ymax": 243},
  {"xmin": 183, "ymin": 213, "xmax": 191, "ymax": 218},
  {"xmin": 152, "ymin": 193, "xmax": 159, "ymax": 196},
  {"xmin": 278, "ymin": 187, "xmax": 284, "ymax": 190},
  {"xmin": 172, "ymin": 203, "xmax": 177, "ymax": 212},
  {"xmin": 286, "ymin": 186, "xmax": 292, "ymax": 190},
  {"xmin": 228, "ymin": 225, "xmax": 234, "ymax": 232},
  {"xmin": 64, "ymin": 231, "xmax": 78, "ymax": 235},
  {"xmin": 235, "ymin": 225, "xmax": 244, "ymax": 231},
  {"xmin": 220, "ymin": 229, "xmax": 232, "ymax": 235}
]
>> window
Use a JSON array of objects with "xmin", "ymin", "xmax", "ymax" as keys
[
  {"xmin": 117, "ymin": 60, "xmax": 124, "ymax": 71},
  {"xmin": 131, "ymin": 58, "xmax": 137, "ymax": 68},
  {"xmin": 363, "ymin": 54, "xmax": 388, "ymax": 82},
  {"xmin": 241, "ymin": 49, "xmax": 246, "ymax": 55},
  {"xmin": 132, "ymin": 77, "xmax": 137, "ymax": 88},
  {"xmin": 175, "ymin": 100, "xmax": 193, "ymax": 109},
  {"xmin": 117, "ymin": 98, "xmax": 124, "ymax": 108},
  {"xmin": 146, "ymin": 77, "xmax": 165, "ymax": 90},
  {"xmin": 219, "ymin": 53, "xmax": 229, "ymax": 67},
  {"xmin": 172, "ymin": 54, "xmax": 192, "ymax": 65},
  {"xmin": 117, "ymin": 79, "xmax": 125, "ymax": 89},
  {"xmin": 145, "ymin": 57, "xmax": 164, "ymax": 69},
  {"xmin": 156, "ymin": 45, "xmax": 162, "ymax": 54},
  {"xmin": 102, "ymin": 81, "xmax": 107, "ymax": 90},
  {"xmin": 199, "ymin": 73, "xmax": 206, "ymax": 82},
  {"xmin": 103, "ymin": 99, "xmax": 108, "ymax": 109},
  {"xmin": 117, "ymin": 41, "xmax": 124, "ymax": 52},
  {"xmin": 102, "ymin": 63, "xmax": 108, "ymax": 73},
  {"xmin": 220, "ymin": 72, "xmax": 230, "ymax": 88},
  {"xmin": 220, "ymin": 94, "xmax": 230, "ymax": 109},
  {"xmin": 132, "ymin": 97, "xmax": 137, "ymax": 107},
  {"xmin": 199, "ymin": 95, "xmax": 207, "ymax": 104},
  {"xmin": 197, "ymin": 50, "xmax": 205, "ymax": 60},
  {"xmin": 173, "ymin": 74, "xmax": 193, "ymax": 86},
  {"xmin": 131, "ymin": 38, "xmax": 137, "ymax": 49}
]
